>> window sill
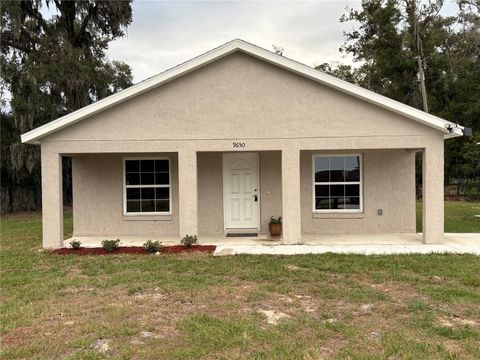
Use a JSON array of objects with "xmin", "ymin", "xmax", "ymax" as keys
[
  {"xmin": 312, "ymin": 212, "xmax": 364, "ymax": 219},
  {"xmin": 122, "ymin": 214, "xmax": 172, "ymax": 221}
]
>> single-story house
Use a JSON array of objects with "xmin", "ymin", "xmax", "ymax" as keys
[{"xmin": 22, "ymin": 39, "xmax": 464, "ymax": 249}]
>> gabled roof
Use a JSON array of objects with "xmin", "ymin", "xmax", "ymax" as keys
[{"xmin": 21, "ymin": 39, "xmax": 463, "ymax": 144}]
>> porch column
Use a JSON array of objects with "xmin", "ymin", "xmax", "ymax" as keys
[
  {"xmin": 282, "ymin": 148, "xmax": 302, "ymax": 244},
  {"xmin": 41, "ymin": 146, "xmax": 64, "ymax": 249},
  {"xmin": 178, "ymin": 149, "xmax": 198, "ymax": 238},
  {"xmin": 422, "ymin": 142, "xmax": 444, "ymax": 244}
]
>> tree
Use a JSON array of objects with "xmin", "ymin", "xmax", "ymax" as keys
[
  {"xmin": 1, "ymin": 0, "xmax": 133, "ymax": 212},
  {"xmin": 315, "ymin": 63, "xmax": 359, "ymax": 83},
  {"xmin": 319, "ymin": 0, "xmax": 480, "ymax": 182}
]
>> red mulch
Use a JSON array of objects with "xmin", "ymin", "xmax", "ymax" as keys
[{"xmin": 51, "ymin": 245, "xmax": 216, "ymax": 256}]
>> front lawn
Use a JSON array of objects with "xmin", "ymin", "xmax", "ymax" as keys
[
  {"xmin": 1, "ymin": 212, "xmax": 479, "ymax": 359},
  {"xmin": 416, "ymin": 201, "xmax": 480, "ymax": 233}
]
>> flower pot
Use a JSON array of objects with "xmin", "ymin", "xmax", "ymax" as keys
[{"xmin": 269, "ymin": 223, "xmax": 282, "ymax": 237}]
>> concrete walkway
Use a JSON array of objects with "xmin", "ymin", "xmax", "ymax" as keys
[
  {"xmin": 214, "ymin": 233, "xmax": 480, "ymax": 256},
  {"xmin": 64, "ymin": 233, "xmax": 479, "ymax": 255}
]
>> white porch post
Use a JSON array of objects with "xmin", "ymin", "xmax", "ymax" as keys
[
  {"xmin": 41, "ymin": 146, "xmax": 64, "ymax": 249},
  {"xmin": 178, "ymin": 149, "xmax": 198, "ymax": 238},
  {"xmin": 422, "ymin": 142, "xmax": 444, "ymax": 244},
  {"xmin": 282, "ymin": 148, "xmax": 302, "ymax": 244}
]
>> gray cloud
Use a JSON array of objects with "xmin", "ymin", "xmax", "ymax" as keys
[{"xmin": 107, "ymin": 1, "xmax": 362, "ymax": 83}]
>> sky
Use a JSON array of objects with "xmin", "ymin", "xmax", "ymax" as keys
[
  {"xmin": 35, "ymin": 0, "xmax": 461, "ymax": 86},
  {"xmin": 107, "ymin": 0, "xmax": 459, "ymax": 84},
  {"xmin": 107, "ymin": 1, "xmax": 363, "ymax": 83}
]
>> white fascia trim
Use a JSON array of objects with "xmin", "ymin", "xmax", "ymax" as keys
[{"xmin": 21, "ymin": 39, "xmax": 463, "ymax": 144}]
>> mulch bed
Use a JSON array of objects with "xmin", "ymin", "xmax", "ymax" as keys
[{"xmin": 51, "ymin": 245, "xmax": 216, "ymax": 256}]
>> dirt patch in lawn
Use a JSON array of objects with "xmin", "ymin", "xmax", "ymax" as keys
[
  {"xmin": 50, "ymin": 245, "xmax": 216, "ymax": 256},
  {"xmin": 1, "ymin": 326, "xmax": 36, "ymax": 347},
  {"xmin": 437, "ymin": 316, "xmax": 478, "ymax": 328}
]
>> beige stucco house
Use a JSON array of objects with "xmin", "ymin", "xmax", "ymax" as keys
[{"xmin": 22, "ymin": 39, "xmax": 464, "ymax": 249}]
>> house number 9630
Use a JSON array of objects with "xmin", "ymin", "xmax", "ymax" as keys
[{"xmin": 232, "ymin": 142, "xmax": 246, "ymax": 148}]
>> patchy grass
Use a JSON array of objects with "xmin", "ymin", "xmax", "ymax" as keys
[
  {"xmin": 1, "ymin": 212, "xmax": 479, "ymax": 359},
  {"xmin": 416, "ymin": 201, "xmax": 480, "ymax": 233}
]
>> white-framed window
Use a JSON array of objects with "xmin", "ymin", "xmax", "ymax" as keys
[
  {"xmin": 312, "ymin": 154, "xmax": 362, "ymax": 213},
  {"xmin": 123, "ymin": 158, "xmax": 171, "ymax": 215}
]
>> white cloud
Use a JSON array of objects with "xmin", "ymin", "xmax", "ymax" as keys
[{"xmin": 107, "ymin": 1, "xmax": 362, "ymax": 83}]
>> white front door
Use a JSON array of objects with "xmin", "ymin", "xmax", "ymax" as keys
[{"xmin": 223, "ymin": 152, "xmax": 260, "ymax": 230}]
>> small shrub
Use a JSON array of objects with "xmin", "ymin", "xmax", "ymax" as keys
[
  {"xmin": 181, "ymin": 234, "xmax": 198, "ymax": 247},
  {"xmin": 143, "ymin": 240, "xmax": 163, "ymax": 254},
  {"xmin": 269, "ymin": 216, "xmax": 282, "ymax": 224},
  {"xmin": 101, "ymin": 239, "xmax": 121, "ymax": 253},
  {"xmin": 69, "ymin": 239, "xmax": 82, "ymax": 250}
]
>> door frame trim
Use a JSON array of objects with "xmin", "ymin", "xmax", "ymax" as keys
[{"xmin": 222, "ymin": 152, "xmax": 261, "ymax": 232}]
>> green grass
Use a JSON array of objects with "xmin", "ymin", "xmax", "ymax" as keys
[
  {"xmin": 416, "ymin": 201, "xmax": 480, "ymax": 233},
  {"xmin": 1, "ymin": 212, "xmax": 479, "ymax": 359}
]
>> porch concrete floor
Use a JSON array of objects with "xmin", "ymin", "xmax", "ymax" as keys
[
  {"xmin": 63, "ymin": 233, "xmax": 479, "ymax": 255},
  {"xmin": 64, "ymin": 233, "xmax": 281, "ymax": 247}
]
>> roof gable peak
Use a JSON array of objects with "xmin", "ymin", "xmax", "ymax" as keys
[{"xmin": 21, "ymin": 39, "xmax": 462, "ymax": 144}]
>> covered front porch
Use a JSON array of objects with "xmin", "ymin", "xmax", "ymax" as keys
[{"xmin": 41, "ymin": 135, "xmax": 445, "ymax": 249}]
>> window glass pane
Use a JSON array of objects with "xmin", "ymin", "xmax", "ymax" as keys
[
  {"xmin": 155, "ymin": 160, "xmax": 169, "ymax": 172},
  {"xmin": 126, "ymin": 173, "xmax": 140, "ymax": 185},
  {"xmin": 345, "ymin": 156, "xmax": 360, "ymax": 182},
  {"xmin": 126, "ymin": 188, "xmax": 140, "ymax": 200},
  {"xmin": 155, "ymin": 187, "xmax": 169, "ymax": 199},
  {"xmin": 345, "ymin": 185, "xmax": 359, "ymax": 197},
  {"xmin": 127, "ymin": 200, "xmax": 140, "ymax": 212},
  {"xmin": 140, "ymin": 172, "xmax": 154, "ymax": 185},
  {"xmin": 315, "ymin": 185, "xmax": 329, "ymax": 197},
  {"xmin": 330, "ymin": 157, "xmax": 345, "ymax": 182},
  {"xmin": 125, "ymin": 159, "xmax": 170, "ymax": 213},
  {"xmin": 344, "ymin": 197, "xmax": 360, "ymax": 209},
  {"xmin": 330, "ymin": 197, "xmax": 344, "ymax": 210},
  {"xmin": 125, "ymin": 160, "xmax": 140, "ymax": 173},
  {"xmin": 314, "ymin": 158, "xmax": 329, "ymax": 182},
  {"xmin": 155, "ymin": 172, "xmax": 169, "ymax": 185},
  {"xmin": 315, "ymin": 198, "xmax": 330, "ymax": 210},
  {"xmin": 141, "ymin": 188, "xmax": 154, "ymax": 200},
  {"xmin": 155, "ymin": 200, "xmax": 169, "ymax": 212},
  {"xmin": 315, "ymin": 169, "xmax": 329, "ymax": 182},
  {"xmin": 315, "ymin": 157, "xmax": 329, "ymax": 171},
  {"xmin": 141, "ymin": 199, "xmax": 155, "ymax": 212},
  {"xmin": 330, "ymin": 185, "xmax": 344, "ymax": 197},
  {"xmin": 140, "ymin": 160, "xmax": 154, "ymax": 172},
  {"xmin": 313, "ymin": 155, "xmax": 361, "ymax": 212}
]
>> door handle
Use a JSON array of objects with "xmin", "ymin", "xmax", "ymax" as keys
[{"xmin": 254, "ymin": 195, "xmax": 258, "ymax": 202}]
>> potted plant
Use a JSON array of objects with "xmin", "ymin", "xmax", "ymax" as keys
[{"xmin": 269, "ymin": 216, "xmax": 282, "ymax": 237}]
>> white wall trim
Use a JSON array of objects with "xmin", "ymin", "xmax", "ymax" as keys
[{"xmin": 21, "ymin": 39, "xmax": 463, "ymax": 144}]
